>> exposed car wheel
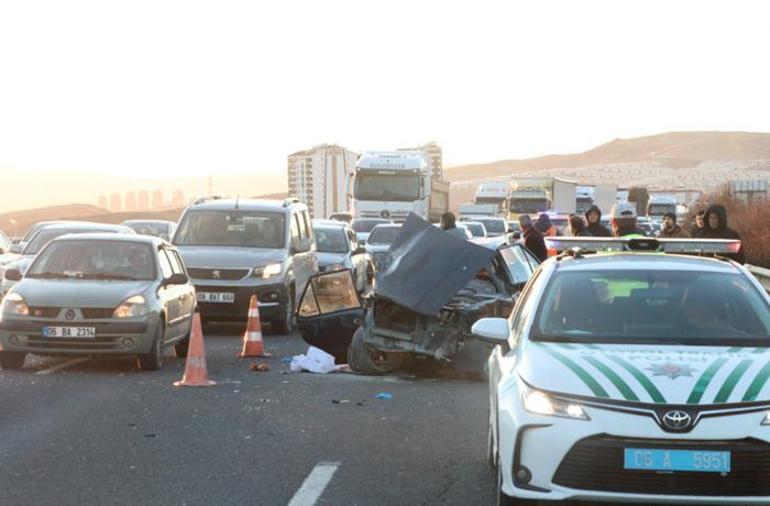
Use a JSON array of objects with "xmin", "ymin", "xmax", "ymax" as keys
[
  {"xmin": 0, "ymin": 351, "xmax": 26, "ymax": 370},
  {"xmin": 273, "ymin": 289, "xmax": 295, "ymax": 335},
  {"xmin": 138, "ymin": 324, "xmax": 164, "ymax": 371},
  {"xmin": 174, "ymin": 322, "xmax": 191, "ymax": 358},
  {"xmin": 347, "ymin": 327, "xmax": 385, "ymax": 375}
]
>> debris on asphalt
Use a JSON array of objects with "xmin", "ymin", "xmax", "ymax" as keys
[
  {"xmin": 290, "ymin": 346, "xmax": 337, "ymax": 374},
  {"xmin": 280, "ymin": 357, "xmax": 293, "ymax": 365},
  {"xmin": 143, "ymin": 433, "xmax": 157, "ymax": 438},
  {"xmin": 332, "ymin": 399, "xmax": 350, "ymax": 404},
  {"xmin": 374, "ymin": 392, "xmax": 393, "ymax": 400},
  {"xmin": 250, "ymin": 362, "xmax": 271, "ymax": 372}
]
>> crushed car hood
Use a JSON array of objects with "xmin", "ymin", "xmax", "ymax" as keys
[
  {"xmin": 375, "ymin": 213, "xmax": 496, "ymax": 316},
  {"xmin": 175, "ymin": 245, "xmax": 286, "ymax": 268},
  {"xmin": 520, "ymin": 341, "xmax": 770, "ymax": 405}
]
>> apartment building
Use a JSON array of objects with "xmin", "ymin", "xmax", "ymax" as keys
[{"xmin": 287, "ymin": 144, "xmax": 359, "ymax": 219}]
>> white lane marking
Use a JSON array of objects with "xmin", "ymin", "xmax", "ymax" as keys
[
  {"xmin": 35, "ymin": 357, "xmax": 90, "ymax": 375},
  {"xmin": 288, "ymin": 462, "xmax": 340, "ymax": 506}
]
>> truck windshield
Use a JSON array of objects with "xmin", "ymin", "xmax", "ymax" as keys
[
  {"xmin": 510, "ymin": 199, "xmax": 548, "ymax": 213},
  {"xmin": 174, "ymin": 210, "xmax": 286, "ymax": 248},
  {"xmin": 354, "ymin": 173, "xmax": 420, "ymax": 201},
  {"xmin": 576, "ymin": 198, "xmax": 593, "ymax": 214},
  {"xmin": 532, "ymin": 270, "xmax": 770, "ymax": 346}
]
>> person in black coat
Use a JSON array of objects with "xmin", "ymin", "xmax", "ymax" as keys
[
  {"xmin": 702, "ymin": 204, "xmax": 745, "ymax": 264},
  {"xmin": 585, "ymin": 205, "xmax": 611, "ymax": 237},
  {"xmin": 518, "ymin": 214, "xmax": 548, "ymax": 262}
]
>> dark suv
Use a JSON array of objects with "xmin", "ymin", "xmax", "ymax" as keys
[{"xmin": 173, "ymin": 197, "xmax": 317, "ymax": 334}]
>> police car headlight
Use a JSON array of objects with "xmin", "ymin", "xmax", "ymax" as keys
[
  {"xmin": 522, "ymin": 385, "xmax": 589, "ymax": 420},
  {"xmin": 113, "ymin": 295, "xmax": 148, "ymax": 318},
  {"xmin": 253, "ymin": 263, "xmax": 283, "ymax": 279},
  {"xmin": 0, "ymin": 293, "xmax": 30, "ymax": 317}
]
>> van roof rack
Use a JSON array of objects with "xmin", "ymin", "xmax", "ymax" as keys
[{"xmin": 282, "ymin": 197, "xmax": 301, "ymax": 207}]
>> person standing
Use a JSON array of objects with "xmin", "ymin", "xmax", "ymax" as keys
[
  {"xmin": 657, "ymin": 212, "xmax": 689, "ymax": 238},
  {"xmin": 610, "ymin": 202, "xmax": 645, "ymax": 238},
  {"xmin": 691, "ymin": 210, "xmax": 706, "ymax": 238},
  {"xmin": 535, "ymin": 213, "xmax": 558, "ymax": 237},
  {"xmin": 569, "ymin": 215, "xmax": 591, "ymax": 237},
  {"xmin": 702, "ymin": 205, "xmax": 745, "ymax": 264},
  {"xmin": 440, "ymin": 212, "xmax": 469, "ymax": 240},
  {"xmin": 518, "ymin": 214, "xmax": 548, "ymax": 262},
  {"xmin": 585, "ymin": 205, "xmax": 611, "ymax": 237}
]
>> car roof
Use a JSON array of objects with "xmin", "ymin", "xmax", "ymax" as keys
[
  {"xmin": 123, "ymin": 219, "xmax": 175, "ymax": 225},
  {"xmin": 52, "ymin": 233, "xmax": 166, "ymax": 246},
  {"xmin": 553, "ymin": 253, "xmax": 742, "ymax": 274},
  {"xmin": 186, "ymin": 197, "xmax": 307, "ymax": 213},
  {"xmin": 33, "ymin": 222, "xmax": 134, "ymax": 233}
]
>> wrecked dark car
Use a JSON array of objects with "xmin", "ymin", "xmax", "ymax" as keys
[{"xmin": 296, "ymin": 213, "xmax": 540, "ymax": 375}]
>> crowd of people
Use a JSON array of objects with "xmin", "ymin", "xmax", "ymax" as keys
[{"xmin": 517, "ymin": 202, "xmax": 746, "ymax": 264}]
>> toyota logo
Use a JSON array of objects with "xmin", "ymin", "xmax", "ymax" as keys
[
  {"xmin": 212, "ymin": 270, "xmax": 221, "ymax": 279},
  {"xmin": 662, "ymin": 410, "xmax": 692, "ymax": 431}
]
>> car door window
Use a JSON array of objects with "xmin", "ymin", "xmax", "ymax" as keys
[
  {"xmin": 170, "ymin": 251, "xmax": 188, "ymax": 275},
  {"xmin": 510, "ymin": 270, "xmax": 543, "ymax": 344},
  {"xmin": 302, "ymin": 211, "xmax": 313, "ymax": 241},
  {"xmin": 157, "ymin": 249, "xmax": 173, "ymax": 279},
  {"xmin": 298, "ymin": 271, "xmax": 361, "ymax": 316},
  {"xmin": 163, "ymin": 249, "xmax": 184, "ymax": 275},
  {"xmin": 500, "ymin": 244, "xmax": 537, "ymax": 285},
  {"xmin": 290, "ymin": 215, "xmax": 301, "ymax": 249}
]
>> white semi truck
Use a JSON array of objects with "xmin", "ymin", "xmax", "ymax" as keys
[
  {"xmin": 458, "ymin": 181, "xmax": 510, "ymax": 218},
  {"xmin": 508, "ymin": 177, "xmax": 577, "ymax": 217},
  {"xmin": 351, "ymin": 151, "xmax": 450, "ymax": 223}
]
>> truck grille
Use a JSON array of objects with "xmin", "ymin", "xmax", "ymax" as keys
[{"xmin": 553, "ymin": 435, "xmax": 770, "ymax": 496}]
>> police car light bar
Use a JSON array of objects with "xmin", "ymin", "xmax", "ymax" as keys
[{"xmin": 545, "ymin": 237, "xmax": 742, "ymax": 255}]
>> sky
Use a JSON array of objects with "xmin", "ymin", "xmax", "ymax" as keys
[{"xmin": 1, "ymin": 0, "xmax": 769, "ymax": 178}]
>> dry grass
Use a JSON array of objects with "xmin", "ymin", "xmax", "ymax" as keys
[{"xmin": 689, "ymin": 191, "xmax": 770, "ymax": 267}]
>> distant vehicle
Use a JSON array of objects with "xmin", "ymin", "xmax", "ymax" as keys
[
  {"xmin": 173, "ymin": 197, "xmax": 317, "ymax": 334},
  {"xmin": 312, "ymin": 221, "xmax": 373, "ymax": 294},
  {"xmin": 575, "ymin": 186, "xmax": 595, "ymax": 214},
  {"xmin": 364, "ymin": 223, "xmax": 402, "ymax": 272},
  {"xmin": 459, "ymin": 221, "xmax": 488, "ymax": 238},
  {"xmin": 328, "ymin": 212, "xmax": 353, "ymax": 224},
  {"xmin": 0, "ymin": 230, "xmax": 11, "ymax": 255},
  {"xmin": 459, "ymin": 181, "xmax": 510, "ymax": 218},
  {"xmin": 351, "ymin": 218, "xmax": 391, "ymax": 244},
  {"xmin": 0, "ymin": 222, "xmax": 136, "ymax": 298},
  {"xmin": 122, "ymin": 220, "xmax": 177, "ymax": 240},
  {"xmin": 465, "ymin": 216, "xmax": 508, "ymax": 238},
  {"xmin": 647, "ymin": 195, "xmax": 677, "ymax": 222},
  {"xmin": 352, "ymin": 151, "xmax": 449, "ymax": 223},
  {"xmin": 509, "ymin": 177, "xmax": 577, "ymax": 218},
  {"xmin": 0, "ymin": 234, "xmax": 196, "ymax": 371},
  {"xmin": 13, "ymin": 220, "xmax": 79, "ymax": 253}
]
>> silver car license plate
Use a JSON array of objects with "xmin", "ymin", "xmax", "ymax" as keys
[
  {"xmin": 197, "ymin": 292, "xmax": 235, "ymax": 304},
  {"xmin": 42, "ymin": 326, "xmax": 97, "ymax": 339}
]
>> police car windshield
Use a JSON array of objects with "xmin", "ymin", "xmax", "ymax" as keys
[
  {"xmin": 532, "ymin": 270, "xmax": 770, "ymax": 346},
  {"xmin": 174, "ymin": 210, "xmax": 286, "ymax": 249}
]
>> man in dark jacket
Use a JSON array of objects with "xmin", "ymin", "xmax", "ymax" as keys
[
  {"xmin": 535, "ymin": 213, "xmax": 558, "ymax": 237},
  {"xmin": 585, "ymin": 205, "xmax": 611, "ymax": 237},
  {"xmin": 519, "ymin": 214, "xmax": 548, "ymax": 262},
  {"xmin": 691, "ymin": 210, "xmax": 706, "ymax": 238},
  {"xmin": 702, "ymin": 205, "xmax": 745, "ymax": 264},
  {"xmin": 658, "ymin": 212, "xmax": 688, "ymax": 238}
]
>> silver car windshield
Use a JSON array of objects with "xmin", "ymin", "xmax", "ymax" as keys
[
  {"xmin": 27, "ymin": 241, "xmax": 156, "ymax": 281},
  {"xmin": 532, "ymin": 270, "xmax": 770, "ymax": 346},
  {"xmin": 315, "ymin": 228, "xmax": 348, "ymax": 254},
  {"xmin": 174, "ymin": 210, "xmax": 286, "ymax": 249},
  {"xmin": 367, "ymin": 227, "xmax": 399, "ymax": 245}
]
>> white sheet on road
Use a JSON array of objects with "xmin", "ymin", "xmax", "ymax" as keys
[{"xmin": 290, "ymin": 346, "xmax": 338, "ymax": 374}]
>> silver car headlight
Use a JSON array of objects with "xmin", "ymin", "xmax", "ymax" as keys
[
  {"xmin": 113, "ymin": 295, "xmax": 149, "ymax": 318},
  {"xmin": 1, "ymin": 293, "xmax": 30, "ymax": 317},
  {"xmin": 521, "ymin": 382, "xmax": 589, "ymax": 420},
  {"xmin": 253, "ymin": 263, "xmax": 283, "ymax": 279}
]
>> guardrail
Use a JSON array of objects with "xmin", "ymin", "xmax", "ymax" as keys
[{"xmin": 747, "ymin": 264, "xmax": 770, "ymax": 293}]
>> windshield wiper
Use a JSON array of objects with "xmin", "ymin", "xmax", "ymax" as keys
[
  {"xmin": 83, "ymin": 273, "xmax": 140, "ymax": 281},
  {"xmin": 27, "ymin": 272, "xmax": 73, "ymax": 279}
]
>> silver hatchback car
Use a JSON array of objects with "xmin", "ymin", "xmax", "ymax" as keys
[{"xmin": 0, "ymin": 234, "xmax": 196, "ymax": 371}]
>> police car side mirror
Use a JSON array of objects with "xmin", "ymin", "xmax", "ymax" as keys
[{"xmin": 472, "ymin": 318, "xmax": 510, "ymax": 344}]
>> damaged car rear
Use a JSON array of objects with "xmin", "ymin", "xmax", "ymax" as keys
[{"xmin": 296, "ymin": 213, "xmax": 539, "ymax": 375}]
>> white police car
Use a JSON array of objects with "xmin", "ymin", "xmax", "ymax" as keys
[{"xmin": 474, "ymin": 237, "xmax": 770, "ymax": 504}]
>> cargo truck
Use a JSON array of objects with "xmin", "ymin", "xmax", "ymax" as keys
[
  {"xmin": 508, "ymin": 177, "xmax": 577, "ymax": 218},
  {"xmin": 458, "ymin": 181, "xmax": 510, "ymax": 218},
  {"xmin": 352, "ymin": 151, "xmax": 449, "ymax": 223}
]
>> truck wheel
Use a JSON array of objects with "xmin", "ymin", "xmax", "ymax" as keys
[
  {"xmin": 0, "ymin": 351, "xmax": 26, "ymax": 370},
  {"xmin": 348, "ymin": 327, "xmax": 392, "ymax": 375}
]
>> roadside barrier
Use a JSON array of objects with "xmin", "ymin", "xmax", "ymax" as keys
[
  {"xmin": 239, "ymin": 295, "xmax": 267, "ymax": 358},
  {"xmin": 174, "ymin": 313, "xmax": 216, "ymax": 387}
]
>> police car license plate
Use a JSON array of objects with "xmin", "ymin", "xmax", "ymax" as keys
[
  {"xmin": 42, "ymin": 326, "xmax": 96, "ymax": 339},
  {"xmin": 197, "ymin": 292, "xmax": 235, "ymax": 304},
  {"xmin": 624, "ymin": 448, "xmax": 730, "ymax": 473}
]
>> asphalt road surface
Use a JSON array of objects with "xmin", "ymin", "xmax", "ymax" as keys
[{"xmin": 0, "ymin": 323, "xmax": 498, "ymax": 506}]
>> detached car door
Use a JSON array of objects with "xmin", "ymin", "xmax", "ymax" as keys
[{"xmin": 296, "ymin": 270, "xmax": 363, "ymax": 363}]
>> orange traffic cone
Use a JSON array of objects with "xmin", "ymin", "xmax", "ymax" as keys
[
  {"xmin": 174, "ymin": 313, "xmax": 216, "ymax": 387},
  {"xmin": 239, "ymin": 295, "xmax": 268, "ymax": 358}
]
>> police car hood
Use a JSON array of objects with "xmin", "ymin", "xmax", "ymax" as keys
[
  {"xmin": 175, "ymin": 245, "xmax": 287, "ymax": 268},
  {"xmin": 375, "ymin": 213, "xmax": 496, "ymax": 316},
  {"xmin": 519, "ymin": 341, "xmax": 770, "ymax": 405}
]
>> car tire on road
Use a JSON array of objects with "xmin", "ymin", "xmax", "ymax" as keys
[
  {"xmin": 273, "ymin": 290, "xmax": 295, "ymax": 335},
  {"xmin": 348, "ymin": 327, "xmax": 386, "ymax": 375},
  {"xmin": 486, "ymin": 418, "xmax": 496, "ymax": 469},
  {"xmin": 174, "ymin": 323, "xmax": 191, "ymax": 358},
  {"xmin": 0, "ymin": 351, "xmax": 26, "ymax": 370},
  {"xmin": 138, "ymin": 324, "xmax": 164, "ymax": 371}
]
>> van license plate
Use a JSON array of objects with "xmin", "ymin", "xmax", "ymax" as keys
[{"xmin": 197, "ymin": 292, "xmax": 235, "ymax": 304}]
